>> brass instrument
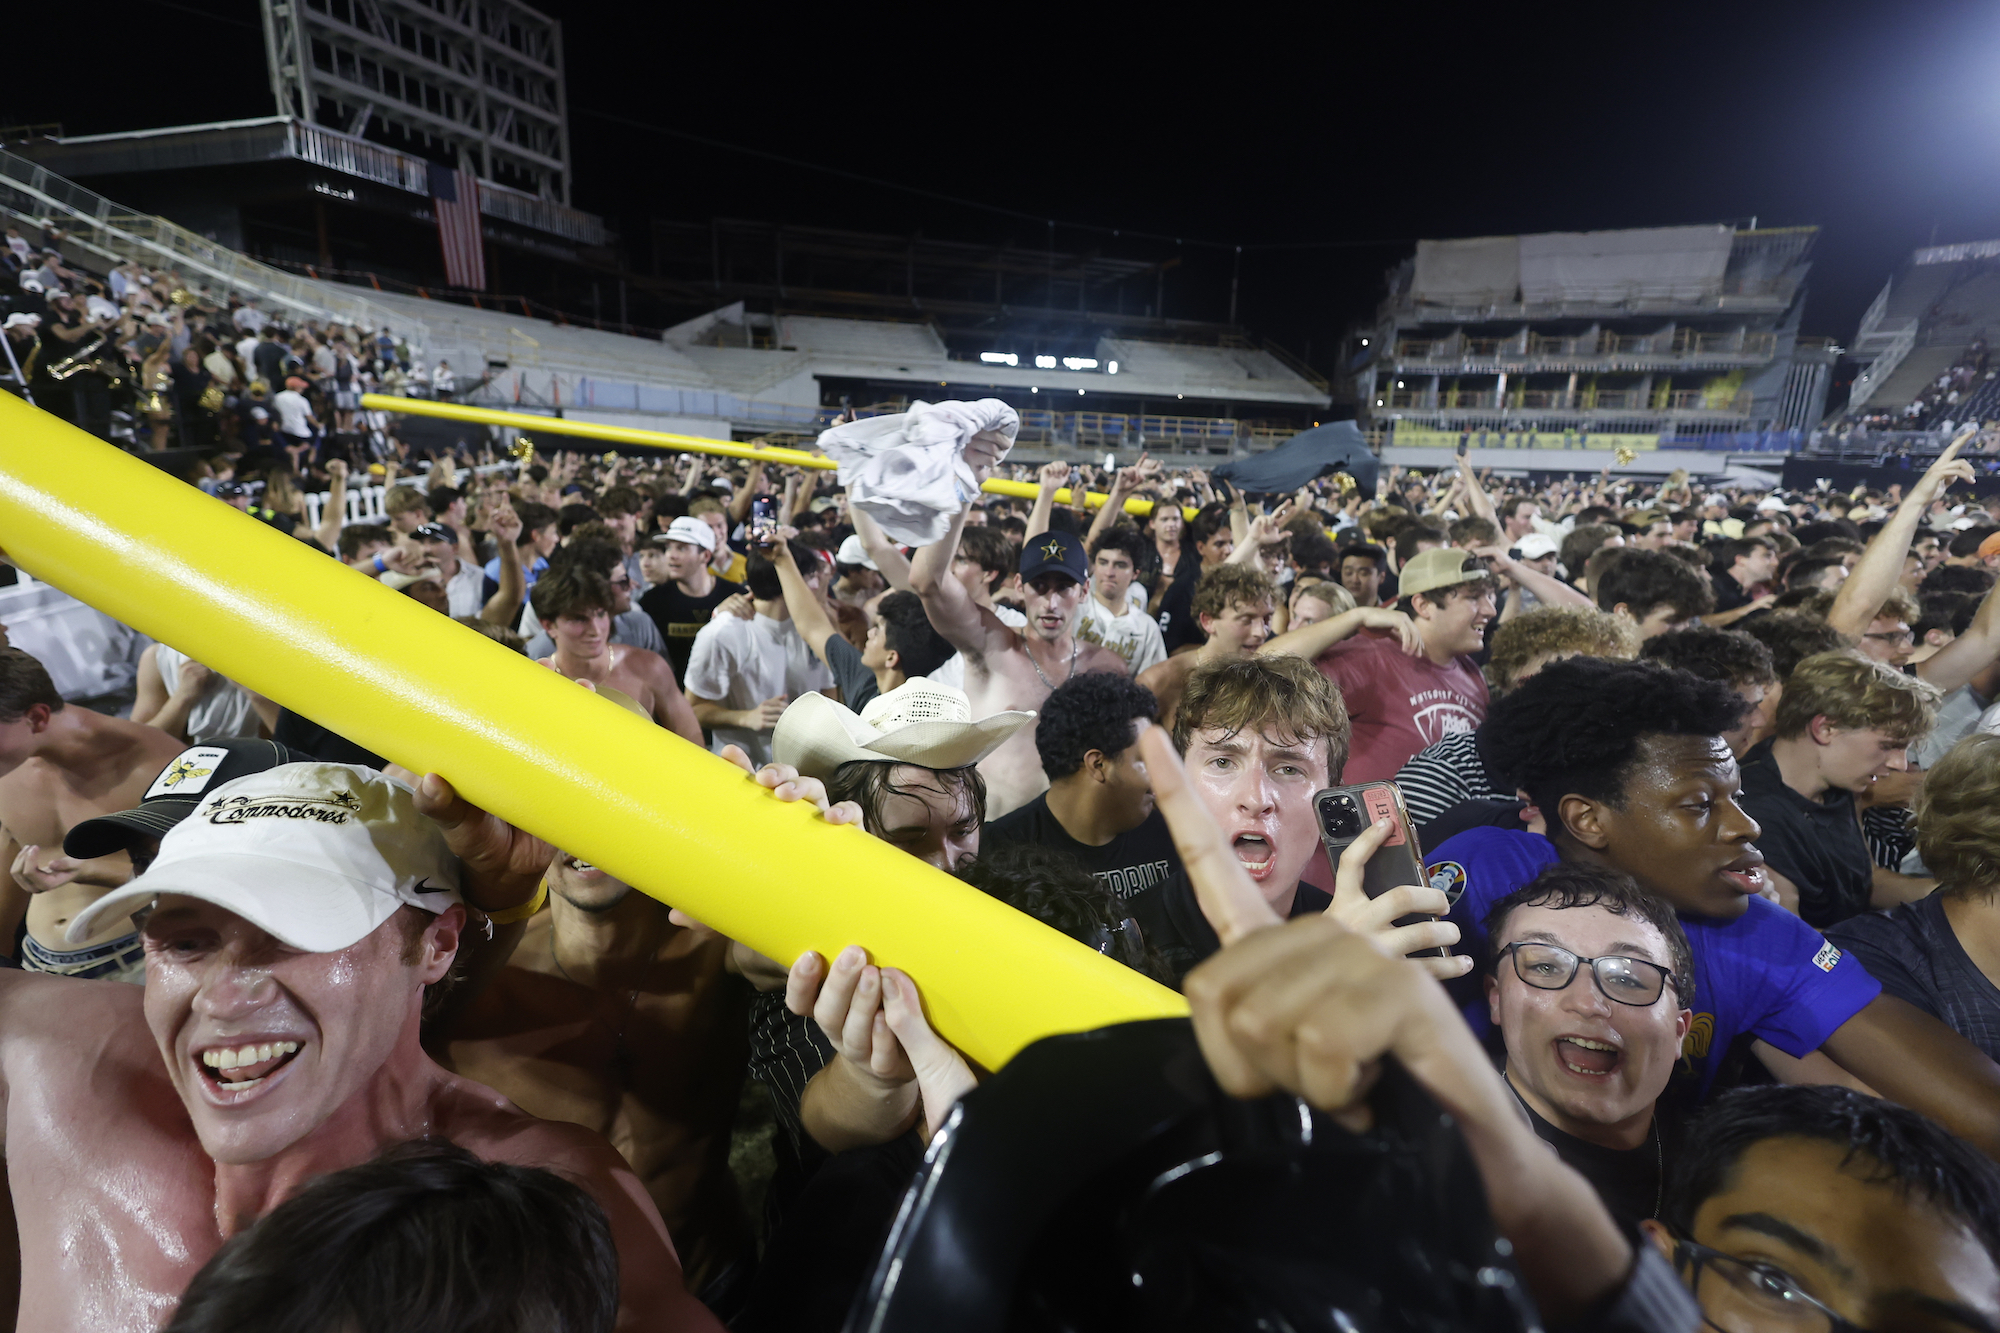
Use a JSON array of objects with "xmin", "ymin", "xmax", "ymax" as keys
[
  {"xmin": 1613, "ymin": 444, "xmax": 1638, "ymax": 467},
  {"xmin": 44, "ymin": 334, "xmax": 128, "ymax": 388},
  {"xmin": 509, "ymin": 435, "xmax": 536, "ymax": 461},
  {"xmin": 1330, "ymin": 471, "xmax": 1359, "ymax": 498}
]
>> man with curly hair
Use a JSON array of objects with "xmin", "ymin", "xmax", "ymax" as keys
[{"xmin": 1136, "ymin": 563, "xmax": 1277, "ymax": 729}]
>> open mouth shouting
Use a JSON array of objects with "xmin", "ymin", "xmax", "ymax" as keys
[
  {"xmin": 1232, "ymin": 832, "xmax": 1276, "ymax": 880},
  {"xmin": 1553, "ymin": 1034, "xmax": 1622, "ymax": 1079},
  {"xmin": 196, "ymin": 1040, "xmax": 303, "ymax": 1099}
]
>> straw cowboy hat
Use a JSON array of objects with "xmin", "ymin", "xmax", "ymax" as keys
[{"xmin": 774, "ymin": 679, "xmax": 1034, "ymax": 780}]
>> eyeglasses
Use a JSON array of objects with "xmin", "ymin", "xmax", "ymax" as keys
[
  {"xmin": 1497, "ymin": 941, "xmax": 1678, "ymax": 1007},
  {"xmin": 1862, "ymin": 629, "xmax": 1915, "ymax": 647},
  {"xmin": 1084, "ymin": 917, "xmax": 1146, "ymax": 969},
  {"xmin": 1673, "ymin": 1238, "xmax": 1882, "ymax": 1333}
]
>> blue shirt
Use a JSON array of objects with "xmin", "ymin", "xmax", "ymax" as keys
[
  {"xmin": 483, "ymin": 553, "xmax": 549, "ymax": 590},
  {"xmin": 1426, "ymin": 826, "xmax": 1882, "ymax": 1100}
]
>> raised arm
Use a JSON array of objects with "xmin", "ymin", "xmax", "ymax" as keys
[
  {"xmin": 1087, "ymin": 454, "xmax": 1162, "ymax": 547},
  {"xmin": 849, "ymin": 507, "xmax": 912, "ymax": 593},
  {"xmin": 909, "ymin": 506, "xmax": 996, "ymax": 658},
  {"xmin": 727, "ymin": 461, "xmax": 765, "ymax": 525},
  {"xmin": 1916, "ymin": 574, "xmax": 2000, "ymax": 694},
  {"xmin": 1474, "ymin": 545, "xmax": 1592, "ymax": 610},
  {"xmin": 1830, "ymin": 433, "xmax": 1974, "ymax": 638},
  {"xmin": 1225, "ymin": 501, "xmax": 1295, "ymax": 567},
  {"xmin": 768, "ymin": 527, "xmax": 841, "ymax": 665},
  {"xmin": 1024, "ymin": 461, "xmax": 1071, "ymax": 542},
  {"xmin": 478, "ymin": 503, "xmax": 525, "ymax": 627},
  {"xmin": 1458, "ymin": 461, "xmax": 1498, "ymax": 523},
  {"xmin": 314, "ymin": 458, "xmax": 348, "ymax": 553}
]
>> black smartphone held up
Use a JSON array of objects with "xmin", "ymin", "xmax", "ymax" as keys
[
  {"xmin": 1313, "ymin": 782, "xmax": 1443, "ymax": 957},
  {"xmin": 750, "ymin": 494, "xmax": 779, "ymax": 546}
]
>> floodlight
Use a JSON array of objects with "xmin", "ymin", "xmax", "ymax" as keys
[
  {"xmin": 980, "ymin": 352, "xmax": 1018, "ymax": 367},
  {"xmin": 1063, "ymin": 357, "xmax": 1099, "ymax": 371},
  {"xmin": 1107, "ymin": 361, "xmax": 1119, "ymax": 374},
  {"xmin": 1035, "ymin": 355, "xmax": 1057, "ymax": 369}
]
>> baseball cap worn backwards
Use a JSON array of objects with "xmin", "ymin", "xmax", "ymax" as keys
[
  {"xmin": 66, "ymin": 763, "xmax": 461, "ymax": 951},
  {"xmin": 65, "ymin": 738, "xmax": 301, "ymax": 861},
  {"xmin": 1397, "ymin": 547, "xmax": 1491, "ymax": 599}
]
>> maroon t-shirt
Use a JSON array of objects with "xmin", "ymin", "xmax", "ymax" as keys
[{"xmin": 1316, "ymin": 632, "xmax": 1490, "ymax": 783}]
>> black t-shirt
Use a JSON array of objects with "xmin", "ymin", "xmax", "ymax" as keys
[
  {"xmin": 252, "ymin": 339, "xmax": 287, "ymax": 385},
  {"xmin": 1828, "ymin": 893, "xmax": 2000, "ymax": 1063},
  {"xmin": 1735, "ymin": 739, "xmax": 1874, "ymax": 929},
  {"xmin": 820, "ymin": 631, "xmax": 879, "ymax": 713},
  {"xmin": 640, "ymin": 576, "xmax": 743, "ymax": 682},
  {"xmin": 1516, "ymin": 1090, "xmax": 1675, "ymax": 1236},
  {"xmin": 1158, "ymin": 567, "xmax": 1205, "ymax": 654},
  {"xmin": 1711, "ymin": 569, "xmax": 1752, "ymax": 614},
  {"xmin": 1128, "ymin": 870, "xmax": 1331, "ymax": 988},
  {"xmin": 983, "ymin": 795, "xmax": 1180, "ymax": 904}
]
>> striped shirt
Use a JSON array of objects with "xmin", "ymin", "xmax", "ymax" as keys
[
  {"xmin": 1393, "ymin": 730, "xmax": 1499, "ymax": 836},
  {"xmin": 746, "ymin": 989, "xmax": 835, "ymax": 1156}
]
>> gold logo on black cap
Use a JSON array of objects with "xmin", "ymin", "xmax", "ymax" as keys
[
  {"xmin": 159, "ymin": 760, "xmax": 214, "ymax": 789},
  {"xmin": 1041, "ymin": 538, "xmax": 1064, "ymax": 560}
]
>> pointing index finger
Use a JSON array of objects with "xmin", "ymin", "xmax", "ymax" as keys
[{"xmin": 1136, "ymin": 724, "xmax": 1282, "ymax": 946}]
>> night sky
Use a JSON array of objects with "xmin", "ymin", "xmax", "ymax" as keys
[{"xmin": 6, "ymin": 0, "xmax": 1997, "ymax": 369}]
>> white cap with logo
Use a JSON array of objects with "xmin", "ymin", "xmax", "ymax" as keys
[
  {"xmin": 654, "ymin": 515, "xmax": 716, "ymax": 553},
  {"xmin": 66, "ymin": 763, "xmax": 462, "ymax": 951}
]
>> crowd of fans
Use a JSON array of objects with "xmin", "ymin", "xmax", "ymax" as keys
[
  {"xmin": 10, "ymin": 377, "xmax": 2000, "ymax": 1331},
  {"xmin": 2, "ymin": 216, "xmax": 462, "ymax": 458}
]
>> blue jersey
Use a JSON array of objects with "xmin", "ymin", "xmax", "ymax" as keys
[{"xmin": 1426, "ymin": 826, "xmax": 1882, "ymax": 1099}]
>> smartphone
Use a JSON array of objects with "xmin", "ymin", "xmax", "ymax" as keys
[
  {"xmin": 1313, "ymin": 782, "xmax": 1444, "ymax": 957},
  {"xmin": 750, "ymin": 494, "xmax": 778, "ymax": 546}
]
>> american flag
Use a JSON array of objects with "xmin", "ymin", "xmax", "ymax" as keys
[{"xmin": 430, "ymin": 163, "xmax": 485, "ymax": 290}]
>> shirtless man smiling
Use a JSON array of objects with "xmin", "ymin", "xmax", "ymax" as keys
[
  {"xmin": 912, "ymin": 488, "xmax": 1124, "ymax": 818},
  {"xmin": 0, "ymin": 762, "xmax": 720, "ymax": 1330},
  {"xmin": 0, "ymin": 647, "xmax": 184, "ymax": 975},
  {"xmin": 534, "ymin": 565, "xmax": 702, "ymax": 744}
]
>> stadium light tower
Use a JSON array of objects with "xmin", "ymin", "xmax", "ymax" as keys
[{"xmin": 258, "ymin": 0, "xmax": 574, "ymax": 204}]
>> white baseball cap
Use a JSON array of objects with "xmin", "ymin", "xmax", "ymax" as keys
[
  {"xmin": 835, "ymin": 534, "xmax": 877, "ymax": 570},
  {"xmin": 1514, "ymin": 533, "xmax": 1559, "ymax": 561},
  {"xmin": 652, "ymin": 515, "xmax": 716, "ymax": 553},
  {"xmin": 66, "ymin": 763, "xmax": 461, "ymax": 951}
]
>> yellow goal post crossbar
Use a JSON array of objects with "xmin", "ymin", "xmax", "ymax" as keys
[
  {"xmin": 0, "ymin": 394, "xmax": 1187, "ymax": 1069},
  {"xmin": 360, "ymin": 393, "xmax": 1197, "ymax": 521}
]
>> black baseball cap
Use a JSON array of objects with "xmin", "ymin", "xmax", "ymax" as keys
[
  {"xmin": 65, "ymin": 738, "xmax": 301, "ymax": 860},
  {"xmin": 1018, "ymin": 531, "xmax": 1087, "ymax": 584},
  {"xmin": 411, "ymin": 522, "xmax": 457, "ymax": 545}
]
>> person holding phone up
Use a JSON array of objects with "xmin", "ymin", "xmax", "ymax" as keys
[{"xmin": 1124, "ymin": 653, "xmax": 1470, "ymax": 988}]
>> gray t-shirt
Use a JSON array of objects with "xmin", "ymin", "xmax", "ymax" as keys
[
  {"xmin": 1827, "ymin": 893, "xmax": 2000, "ymax": 1063},
  {"xmin": 821, "ymin": 631, "xmax": 879, "ymax": 713}
]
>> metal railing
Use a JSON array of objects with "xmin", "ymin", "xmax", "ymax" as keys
[
  {"xmin": 1378, "ymin": 386, "xmax": 1752, "ymax": 415},
  {"xmin": 286, "ymin": 120, "xmax": 429, "ymax": 195},
  {"xmin": 0, "ymin": 146, "xmax": 425, "ymax": 345},
  {"xmin": 1847, "ymin": 319, "xmax": 1919, "ymax": 412}
]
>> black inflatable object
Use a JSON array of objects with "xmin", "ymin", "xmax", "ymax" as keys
[
  {"xmin": 1213, "ymin": 421, "xmax": 1381, "ymax": 500},
  {"xmin": 846, "ymin": 1018, "xmax": 1539, "ymax": 1333}
]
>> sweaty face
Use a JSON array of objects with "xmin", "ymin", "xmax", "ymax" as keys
[
  {"xmin": 1201, "ymin": 598, "xmax": 1273, "ymax": 656},
  {"xmin": 1184, "ymin": 726, "xmax": 1328, "ymax": 913},
  {"xmin": 1489, "ymin": 903, "xmax": 1688, "ymax": 1148},
  {"xmin": 1100, "ymin": 729, "xmax": 1156, "ymax": 831},
  {"xmin": 1092, "ymin": 550, "xmax": 1136, "ymax": 604},
  {"xmin": 141, "ymin": 898, "xmax": 452, "ymax": 1165},
  {"xmin": 1816, "ymin": 724, "xmax": 1912, "ymax": 793},
  {"xmin": 1024, "ymin": 574, "xmax": 1085, "ymax": 642},
  {"xmin": 1582, "ymin": 734, "xmax": 1767, "ymax": 920},
  {"xmin": 1340, "ymin": 557, "xmax": 1383, "ymax": 605},
  {"xmin": 660, "ymin": 540, "xmax": 706, "ymax": 583},
  {"xmin": 1658, "ymin": 1137, "xmax": 2000, "ymax": 1332},
  {"xmin": 549, "ymin": 850, "xmax": 632, "ymax": 912},
  {"xmin": 547, "ymin": 609, "xmax": 610, "ymax": 657},
  {"xmin": 1197, "ymin": 530, "xmax": 1234, "ymax": 565},
  {"xmin": 871, "ymin": 765, "xmax": 980, "ymax": 871}
]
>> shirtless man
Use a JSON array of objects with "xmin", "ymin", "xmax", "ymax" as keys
[
  {"xmin": 533, "ymin": 565, "xmax": 703, "ymax": 744},
  {"xmin": 0, "ymin": 761, "xmax": 720, "ymax": 1331},
  {"xmin": 437, "ymin": 846, "xmax": 754, "ymax": 1295},
  {"xmin": 912, "ymin": 512, "xmax": 1124, "ymax": 818},
  {"xmin": 1138, "ymin": 564, "xmax": 1278, "ymax": 730},
  {"xmin": 0, "ymin": 647, "xmax": 185, "ymax": 976}
]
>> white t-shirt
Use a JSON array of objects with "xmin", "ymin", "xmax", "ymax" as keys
[
  {"xmin": 153, "ymin": 645, "xmax": 260, "ymax": 743},
  {"xmin": 684, "ymin": 613, "xmax": 834, "ymax": 766},
  {"xmin": 272, "ymin": 389, "xmax": 313, "ymax": 438},
  {"xmin": 233, "ymin": 305, "xmax": 266, "ymax": 332},
  {"xmin": 1075, "ymin": 595, "xmax": 1166, "ymax": 675},
  {"xmin": 442, "ymin": 561, "xmax": 486, "ymax": 619}
]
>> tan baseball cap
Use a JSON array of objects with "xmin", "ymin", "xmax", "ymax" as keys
[{"xmin": 1397, "ymin": 547, "xmax": 1492, "ymax": 599}]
